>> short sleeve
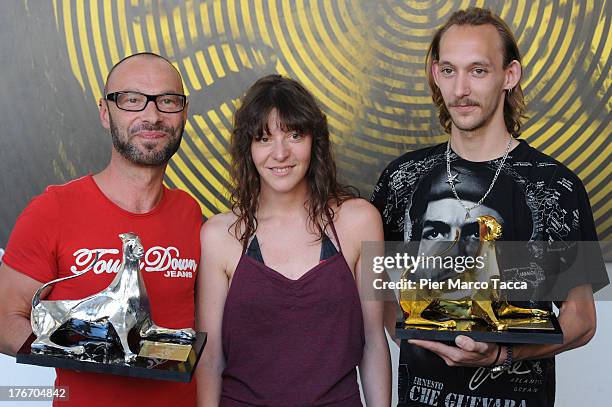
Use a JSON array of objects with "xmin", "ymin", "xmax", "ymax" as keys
[
  {"xmin": 370, "ymin": 167, "xmax": 390, "ymax": 215},
  {"xmin": 370, "ymin": 167, "xmax": 399, "ymax": 241},
  {"xmin": 572, "ymin": 178, "xmax": 609, "ymax": 292},
  {"xmin": 3, "ymin": 189, "xmax": 61, "ymax": 283},
  {"xmin": 549, "ymin": 173, "xmax": 609, "ymax": 295},
  {"xmin": 573, "ymin": 179, "xmax": 601, "ymax": 241}
]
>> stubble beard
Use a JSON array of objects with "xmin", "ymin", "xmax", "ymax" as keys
[{"xmin": 109, "ymin": 114, "xmax": 184, "ymax": 166}]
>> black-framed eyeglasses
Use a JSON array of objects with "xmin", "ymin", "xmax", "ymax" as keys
[{"xmin": 105, "ymin": 91, "xmax": 187, "ymax": 113}]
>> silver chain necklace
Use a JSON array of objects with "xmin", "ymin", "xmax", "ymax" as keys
[{"xmin": 446, "ymin": 136, "xmax": 513, "ymax": 220}]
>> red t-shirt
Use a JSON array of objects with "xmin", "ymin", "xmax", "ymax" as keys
[{"xmin": 4, "ymin": 175, "xmax": 202, "ymax": 406}]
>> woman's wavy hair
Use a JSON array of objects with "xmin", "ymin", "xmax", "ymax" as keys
[
  {"xmin": 425, "ymin": 7, "xmax": 526, "ymax": 136},
  {"xmin": 229, "ymin": 74, "xmax": 357, "ymax": 245}
]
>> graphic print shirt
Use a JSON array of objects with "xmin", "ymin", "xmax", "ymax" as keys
[{"xmin": 371, "ymin": 140, "xmax": 608, "ymax": 407}]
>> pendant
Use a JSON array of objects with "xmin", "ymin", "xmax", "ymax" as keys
[{"xmin": 465, "ymin": 211, "xmax": 471, "ymax": 221}]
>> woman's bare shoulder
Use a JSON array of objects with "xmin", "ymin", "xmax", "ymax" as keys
[
  {"xmin": 200, "ymin": 211, "xmax": 244, "ymax": 273},
  {"xmin": 333, "ymin": 198, "xmax": 381, "ymax": 226},
  {"xmin": 201, "ymin": 211, "xmax": 241, "ymax": 245},
  {"xmin": 204, "ymin": 211, "xmax": 238, "ymax": 230},
  {"xmin": 329, "ymin": 198, "xmax": 382, "ymax": 243}
]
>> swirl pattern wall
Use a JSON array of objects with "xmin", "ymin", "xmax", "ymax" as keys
[{"xmin": 52, "ymin": 0, "xmax": 610, "ymax": 243}]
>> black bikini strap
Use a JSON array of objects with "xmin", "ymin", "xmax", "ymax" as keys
[
  {"xmin": 242, "ymin": 233, "xmax": 255, "ymax": 255},
  {"xmin": 245, "ymin": 235, "xmax": 265, "ymax": 263},
  {"xmin": 325, "ymin": 208, "xmax": 342, "ymax": 253}
]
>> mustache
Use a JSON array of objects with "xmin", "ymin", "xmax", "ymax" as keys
[
  {"xmin": 448, "ymin": 98, "xmax": 480, "ymax": 107},
  {"xmin": 129, "ymin": 123, "xmax": 175, "ymax": 135}
]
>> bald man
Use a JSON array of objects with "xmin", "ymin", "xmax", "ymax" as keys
[{"xmin": 0, "ymin": 53, "xmax": 202, "ymax": 406}]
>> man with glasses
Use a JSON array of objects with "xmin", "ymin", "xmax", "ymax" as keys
[{"xmin": 0, "ymin": 52, "xmax": 202, "ymax": 406}]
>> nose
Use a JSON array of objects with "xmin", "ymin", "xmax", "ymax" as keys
[
  {"xmin": 271, "ymin": 138, "xmax": 290, "ymax": 161},
  {"xmin": 140, "ymin": 99, "xmax": 161, "ymax": 123},
  {"xmin": 448, "ymin": 227, "xmax": 466, "ymax": 256},
  {"xmin": 453, "ymin": 72, "xmax": 470, "ymax": 98}
]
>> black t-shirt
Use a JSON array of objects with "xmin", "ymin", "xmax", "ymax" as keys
[{"xmin": 371, "ymin": 139, "xmax": 608, "ymax": 407}]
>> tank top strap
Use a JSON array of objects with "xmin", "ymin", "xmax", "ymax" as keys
[
  {"xmin": 325, "ymin": 208, "xmax": 342, "ymax": 253},
  {"xmin": 242, "ymin": 233, "xmax": 256, "ymax": 255},
  {"xmin": 245, "ymin": 235, "xmax": 264, "ymax": 263}
]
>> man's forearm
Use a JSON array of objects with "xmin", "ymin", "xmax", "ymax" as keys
[
  {"xmin": 0, "ymin": 313, "xmax": 33, "ymax": 356},
  {"xmin": 0, "ymin": 264, "xmax": 46, "ymax": 356},
  {"xmin": 514, "ymin": 286, "xmax": 596, "ymax": 361}
]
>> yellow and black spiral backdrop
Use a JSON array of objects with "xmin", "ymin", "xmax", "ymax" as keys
[{"xmin": 53, "ymin": 0, "xmax": 610, "ymax": 244}]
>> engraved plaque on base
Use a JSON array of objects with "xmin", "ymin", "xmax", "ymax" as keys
[{"xmin": 17, "ymin": 332, "xmax": 207, "ymax": 382}]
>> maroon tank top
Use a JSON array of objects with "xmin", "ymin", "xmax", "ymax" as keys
[{"xmin": 220, "ymin": 219, "xmax": 365, "ymax": 406}]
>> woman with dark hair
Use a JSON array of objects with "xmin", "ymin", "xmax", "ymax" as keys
[{"xmin": 196, "ymin": 74, "xmax": 390, "ymax": 406}]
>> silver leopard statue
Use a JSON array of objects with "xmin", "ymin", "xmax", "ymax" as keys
[{"xmin": 30, "ymin": 232, "xmax": 195, "ymax": 363}]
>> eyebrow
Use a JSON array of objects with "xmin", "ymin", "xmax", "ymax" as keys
[
  {"xmin": 423, "ymin": 220, "xmax": 451, "ymax": 230},
  {"xmin": 438, "ymin": 60, "xmax": 493, "ymax": 67}
]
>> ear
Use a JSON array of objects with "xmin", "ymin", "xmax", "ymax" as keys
[
  {"xmin": 432, "ymin": 61, "xmax": 441, "ymax": 86},
  {"xmin": 182, "ymin": 100, "xmax": 189, "ymax": 122},
  {"xmin": 99, "ymin": 98, "xmax": 111, "ymax": 130},
  {"xmin": 504, "ymin": 60, "xmax": 522, "ymax": 91}
]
